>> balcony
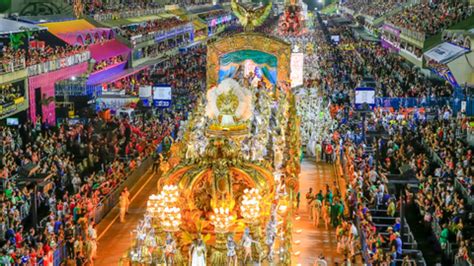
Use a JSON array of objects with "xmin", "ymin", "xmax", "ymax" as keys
[
  {"xmin": 0, "ymin": 58, "xmax": 28, "ymax": 84},
  {"xmin": 27, "ymin": 51, "xmax": 91, "ymax": 77},
  {"xmin": 129, "ymin": 23, "xmax": 194, "ymax": 48},
  {"xmin": 0, "ymin": 97, "xmax": 28, "ymax": 119}
]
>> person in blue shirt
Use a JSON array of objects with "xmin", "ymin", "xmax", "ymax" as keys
[
  {"xmin": 54, "ymin": 218, "xmax": 63, "ymax": 235},
  {"xmin": 392, "ymin": 217, "xmax": 401, "ymax": 232},
  {"xmin": 394, "ymin": 232, "xmax": 403, "ymax": 259}
]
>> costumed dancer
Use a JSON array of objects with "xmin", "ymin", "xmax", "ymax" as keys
[
  {"xmin": 119, "ymin": 191, "xmax": 127, "ymax": 223},
  {"xmin": 265, "ymin": 215, "xmax": 277, "ymax": 262},
  {"xmin": 241, "ymin": 228, "xmax": 257, "ymax": 264},
  {"xmin": 322, "ymin": 202, "xmax": 330, "ymax": 230},
  {"xmin": 190, "ymin": 237, "xmax": 206, "ymax": 266},
  {"xmin": 306, "ymin": 188, "xmax": 314, "ymax": 220},
  {"xmin": 312, "ymin": 197, "xmax": 322, "ymax": 227},
  {"xmin": 165, "ymin": 233, "xmax": 177, "ymax": 265},
  {"xmin": 88, "ymin": 222, "xmax": 98, "ymax": 261},
  {"xmin": 123, "ymin": 187, "xmax": 130, "ymax": 214},
  {"xmin": 226, "ymin": 234, "xmax": 237, "ymax": 266}
]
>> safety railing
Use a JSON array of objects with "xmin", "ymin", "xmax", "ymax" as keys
[
  {"xmin": 93, "ymin": 156, "xmax": 153, "ymax": 224},
  {"xmin": 0, "ymin": 58, "xmax": 26, "ymax": 75},
  {"xmin": 128, "ymin": 23, "xmax": 193, "ymax": 46},
  {"xmin": 420, "ymin": 138, "xmax": 472, "ymax": 262},
  {"xmin": 27, "ymin": 51, "xmax": 90, "ymax": 76},
  {"xmin": 53, "ymin": 242, "xmax": 67, "ymax": 266},
  {"xmin": 374, "ymin": 97, "xmax": 471, "ymax": 115}
]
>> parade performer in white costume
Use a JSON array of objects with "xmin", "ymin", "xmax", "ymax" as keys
[
  {"xmin": 165, "ymin": 233, "xmax": 177, "ymax": 265},
  {"xmin": 190, "ymin": 238, "xmax": 206, "ymax": 266},
  {"xmin": 265, "ymin": 215, "xmax": 277, "ymax": 262}
]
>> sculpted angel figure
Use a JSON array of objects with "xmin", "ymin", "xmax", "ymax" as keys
[{"xmin": 231, "ymin": 0, "xmax": 273, "ymax": 31}]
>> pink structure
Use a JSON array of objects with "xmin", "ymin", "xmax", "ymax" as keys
[{"xmin": 28, "ymin": 62, "xmax": 88, "ymax": 125}]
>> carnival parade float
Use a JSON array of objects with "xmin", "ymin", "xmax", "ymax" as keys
[
  {"xmin": 123, "ymin": 2, "xmax": 301, "ymax": 265},
  {"xmin": 278, "ymin": 0, "xmax": 307, "ymax": 35}
]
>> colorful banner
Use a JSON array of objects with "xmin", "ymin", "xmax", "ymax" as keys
[
  {"xmin": 219, "ymin": 49, "xmax": 278, "ymax": 85},
  {"xmin": 153, "ymin": 84, "xmax": 172, "ymax": 108},
  {"xmin": 381, "ymin": 24, "xmax": 400, "ymax": 52},
  {"xmin": 290, "ymin": 52, "xmax": 304, "ymax": 88},
  {"xmin": 430, "ymin": 68, "xmax": 461, "ymax": 89},
  {"xmin": 424, "ymin": 42, "xmax": 468, "ymax": 64}
]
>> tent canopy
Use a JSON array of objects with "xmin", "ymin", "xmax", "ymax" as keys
[
  {"xmin": 447, "ymin": 52, "xmax": 474, "ymax": 86},
  {"xmin": 18, "ymin": 15, "xmax": 75, "ymax": 24},
  {"xmin": 0, "ymin": 18, "xmax": 46, "ymax": 35},
  {"xmin": 57, "ymin": 28, "xmax": 113, "ymax": 45},
  {"xmin": 40, "ymin": 19, "xmax": 96, "ymax": 35},
  {"xmin": 424, "ymin": 42, "xmax": 469, "ymax": 64},
  {"xmin": 88, "ymin": 39, "xmax": 131, "ymax": 61},
  {"xmin": 87, "ymin": 65, "xmax": 148, "ymax": 85}
]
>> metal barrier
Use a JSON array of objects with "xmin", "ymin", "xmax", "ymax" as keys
[
  {"xmin": 129, "ymin": 24, "xmax": 194, "ymax": 47},
  {"xmin": 455, "ymin": 178, "xmax": 474, "ymax": 206},
  {"xmin": 0, "ymin": 58, "xmax": 26, "ymax": 75},
  {"xmin": 375, "ymin": 97, "xmax": 463, "ymax": 112},
  {"xmin": 53, "ymin": 242, "xmax": 67, "ymax": 266},
  {"xmin": 420, "ymin": 138, "xmax": 472, "ymax": 262},
  {"xmin": 43, "ymin": 157, "xmax": 153, "ymax": 265},
  {"xmin": 93, "ymin": 156, "xmax": 153, "ymax": 224}
]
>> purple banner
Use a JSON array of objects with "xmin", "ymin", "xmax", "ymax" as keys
[
  {"xmin": 381, "ymin": 24, "xmax": 401, "ymax": 52},
  {"xmin": 87, "ymin": 62, "xmax": 127, "ymax": 85}
]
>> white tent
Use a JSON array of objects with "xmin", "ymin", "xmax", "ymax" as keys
[
  {"xmin": 0, "ymin": 18, "xmax": 46, "ymax": 35},
  {"xmin": 424, "ymin": 42, "xmax": 469, "ymax": 64}
]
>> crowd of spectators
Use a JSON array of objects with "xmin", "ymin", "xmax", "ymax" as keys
[
  {"xmin": 0, "ymin": 84, "xmax": 24, "ymax": 107},
  {"xmin": 387, "ymin": 1, "xmax": 473, "ymax": 38},
  {"xmin": 342, "ymin": 0, "xmax": 407, "ymax": 18},
  {"xmin": 117, "ymin": 17, "xmax": 188, "ymax": 41},
  {"xmin": 82, "ymin": 0, "xmax": 163, "ymax": 17},
  {"xmin": 133, "ymin": 35, "xmax": 191, "ymax": 61},
  {"xmin": 93, "ymin": 55, "xmax": 124, "ymax": 72},
  {"xmin": 198, "ymin": 10, "xmax": 230, "ymax": 21},
  {"xmin": 302, "ymin": 20, "xmax": 454, "ymax": 100},
  {"xmin": 330, "ymin": 103, "xmax": 472, "ymax": 265},
  {"xmin": 300, "ymin": 13, "xmax": 473, "ymax": 265},
  {"xmin": 0, "ymin": 44, "xmax": 208, "ymax": 264},
  {"xmin": 0, "ymin": 46, "xmax": 26, "ymax": 74},
  {"xmin": 26, "ymin": 45, "xmax": 88, "ymax": 67}
]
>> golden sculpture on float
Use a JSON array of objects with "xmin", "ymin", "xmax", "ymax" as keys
[
  {"xmin": 231, "ymin": 0, "xmax": 272, "ymax": 31},
  {"xmin": 124, "ymin": 3, "xmax": 301, "ymax": 265}
]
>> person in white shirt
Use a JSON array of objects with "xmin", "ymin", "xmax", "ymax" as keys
[{"xmin": 88, "ymin": 222, "xmax": 97, "ymax": 260}]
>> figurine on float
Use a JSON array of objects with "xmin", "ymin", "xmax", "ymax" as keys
[
  {"xmin": 241, "ymin": 227, "xmax": 258, "ymax": 264},
  {"xmin": 265, "ymin": 215, "xmax": 277, "ymax": 262},
  {"xmin": 165, "ymin": 233, "xmax": 177, "ymax": 265},
  {"xmin": 190, "ymin": 237, "xmax": 207, "ymax": 266},
  {"xmin": 278, "ymin": 3, "xmax": 304, "ymax": 35},
  {"xmin": 226, "ymin": 235, "xmax": 238, "ymax": 266}
]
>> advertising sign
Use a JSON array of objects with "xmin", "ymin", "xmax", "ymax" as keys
[
  {"xmin": 355, "ymin": 87, "xmax": 375, "ymax": 109},
  {"xmin": 153, "ymin": 85, "xmax": 172, "ymax": 108},
  {"xmin": 290, "ymin": 52, "xmax": 304, "ymax": 88}
]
